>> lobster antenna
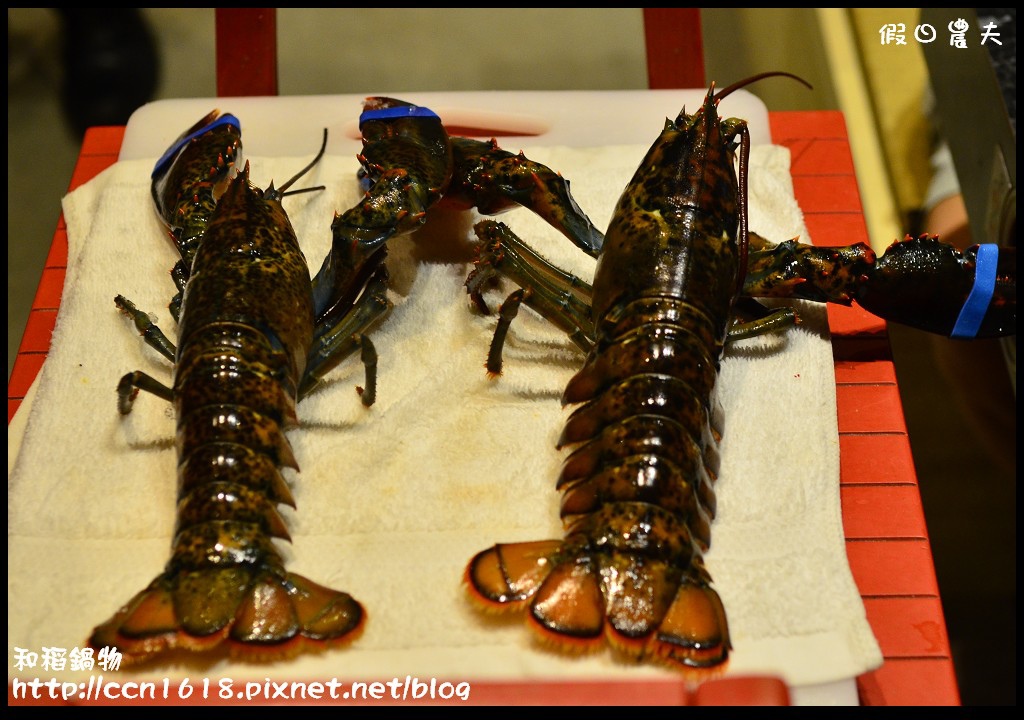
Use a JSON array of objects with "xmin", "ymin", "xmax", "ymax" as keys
[
  {"xmin": 714, "ymin": 72, "xmax": 813, "ymax": 103},
  {"xmin": 270, "ymin": 128, "xmax": 330, "ymax": 199},
  {"xmin": 281, "ymin": 185, "xmax": 326, "ymax": 198}
]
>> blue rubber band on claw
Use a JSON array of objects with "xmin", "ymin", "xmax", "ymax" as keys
[
  {"xmin": 359, "ymin": 105, "xmax": 439, "ymax": 126},
  {"xmin": 951, "ymin": 243, "xmax": 999, "ymax": 339},
  {"xmin": 152, "ymin": 113, "xmax": 241, "ymax": 178}
]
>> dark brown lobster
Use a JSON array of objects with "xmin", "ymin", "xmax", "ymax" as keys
[{"xmin": 459, "ymin": 73, "xmax": 1015, "ymax": 676}]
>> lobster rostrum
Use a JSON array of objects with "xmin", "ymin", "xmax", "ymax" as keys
[
  {"xmin": 91, "ymin": 112, "xmax": 373, "ymax": 664},
  {"xmin": 461, "ymin": 72, "xmax": 1016, "ymax": 676}
]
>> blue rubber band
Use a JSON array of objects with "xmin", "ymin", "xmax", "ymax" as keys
[
  {"xmin": 359, "ymin": 105, "xmax": 439, "ymax": 126},
  {"xmin": 152, "ymin": 113, "xmax": 241, "ymax": 178},
  {"xmin": 951, "ymin": 243, "xmax": 999, "ymax": 338}
]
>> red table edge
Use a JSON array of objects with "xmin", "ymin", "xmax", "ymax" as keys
[{"xmin": 7, "ymin": 113, "xmax": 960, "ymax": 706}]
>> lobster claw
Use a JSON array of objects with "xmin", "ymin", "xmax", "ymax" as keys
[
  {"xmin": 742, "ymin": 234, "xmax": 1016, "ymax": 339},
  {"xmin": 151, "ymin": 110, "xmax": 242, "ymax": 265},
  {"xmin": 857, "ymin": 238, "xmax": 1015, "ymax": 338}
]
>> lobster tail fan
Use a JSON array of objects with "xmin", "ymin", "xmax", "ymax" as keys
[
  {"xmin": 468, "ymin": 539, "xmax": 609, "ymax": 654},
  {"xmin": 283, "ymin": 572, "xmax": 366, "ymax": 640},
  {"xmin": 88, "ymin": 567, "xmax": 365, "ymax": 665},
  {"xmin": 464, "ymin": 540, "xmax": 562, "ymax": 608},
  {"xmin": 88, "ymin": 581, "xmax": 183, "ymax": 660},
  {"xmin": 228, "ymin": 570, "xmax": 365, "ymax": 661},
  {"xmin": 526, "ymin": 557, "xmax": 606, "ymax": 653},
  {"xmin": 649, "ymin": 580, "xmax": 731, "ymax": 672},
  {"xmin": 597, "ymin": 554, "xmax": 678, "ymax": 658}
]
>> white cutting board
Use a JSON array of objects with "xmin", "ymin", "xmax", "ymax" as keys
[{"xmin": 119, "ymin": 89, "xmax": 772, "ymax": 161}]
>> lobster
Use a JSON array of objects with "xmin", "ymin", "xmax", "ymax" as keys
[
  {"xmin": 459, "ymin": 73, "xmax": 1016, "ymax": 676},
  {"xmin": 89, "ymin": 111, "xmax": 381, "ymax": 664}
]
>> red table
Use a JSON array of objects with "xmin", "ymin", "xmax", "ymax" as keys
[{"xmin": 7, "ymin": 112, "xmax": 961, "ymax": 706}]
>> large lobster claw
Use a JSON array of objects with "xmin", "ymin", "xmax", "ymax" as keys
[{"xmin": 743, "ymin": 234, "xmax": 1015, "ymax": 339}]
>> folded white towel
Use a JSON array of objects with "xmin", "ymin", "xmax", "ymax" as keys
[{"xmin": 7, "ymin": 142, "xmax": 881, "ymax": 690}]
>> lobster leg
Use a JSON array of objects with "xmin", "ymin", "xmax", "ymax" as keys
[
  {"xmin": 727, "ymin": 297, "xmax": 799, "ymax": 339},
  {"xmin": 300, "ymin": 264, "xmax": 391, "ymax": 403},
  {"xmin": 168, "ymin": 263, "xmax": 189, "ymax": 322},
  {"xmin": 311, "ymin": 97, "xmax": 452, "ymax": 329},
  {"xmin": 114, "ymin": 294, "xmax": 177, "ymax": 362},
  {"xmin": 151, "ymin": 110, "xmax": 243, "ymax": 270},
  {"xmin": 467, "ymin": 220, "xmax": 596, "ymax": 375},
  {"xmin": 148, "ymin": 111, "xmax": 242, "ymax": 325},
  {"xmin": 116, "ymin": 370, "xmax": 175, "ymax": 414}
]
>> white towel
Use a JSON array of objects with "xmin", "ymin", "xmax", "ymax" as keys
[{"xmin": 7, "ymin": 142, "xmax": 881, "ymax": 691}]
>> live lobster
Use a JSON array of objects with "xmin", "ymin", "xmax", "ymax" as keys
[
  {"xmin": 459, "ymin": 73, "xmax": 1016, "ymax": 675},
  {"xmin": 89, "ymin": 112, "xmax": 377, "ymax": 663}
]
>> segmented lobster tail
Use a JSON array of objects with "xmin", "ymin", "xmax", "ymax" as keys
[
  {"xmin": 91, "ymin": 162, "xmax": 364, "ymax": 664},
  {"xmin": 467, "ymin": 85, "xmax": 744, "ymax": 674}
]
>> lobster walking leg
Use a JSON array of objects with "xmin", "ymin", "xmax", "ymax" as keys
[
  {"xmin": 114, "ymin": 294, "xmax": 176, "ymax": 363},
  {"xmin": 467, "ymin": 220, "xmax": 597, "ymax": 374}
]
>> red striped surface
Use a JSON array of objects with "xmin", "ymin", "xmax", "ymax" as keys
[
  {"xmin": 773, "ymin": 110, "xmax": 959, "ymax": 706},
  {"xmin": 8, "ymin": 126, "xmax": 125, "ymax": 423},
  {"xmin": 8, "ymin": 112, "xmax": 960, "ymax": 705}
]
